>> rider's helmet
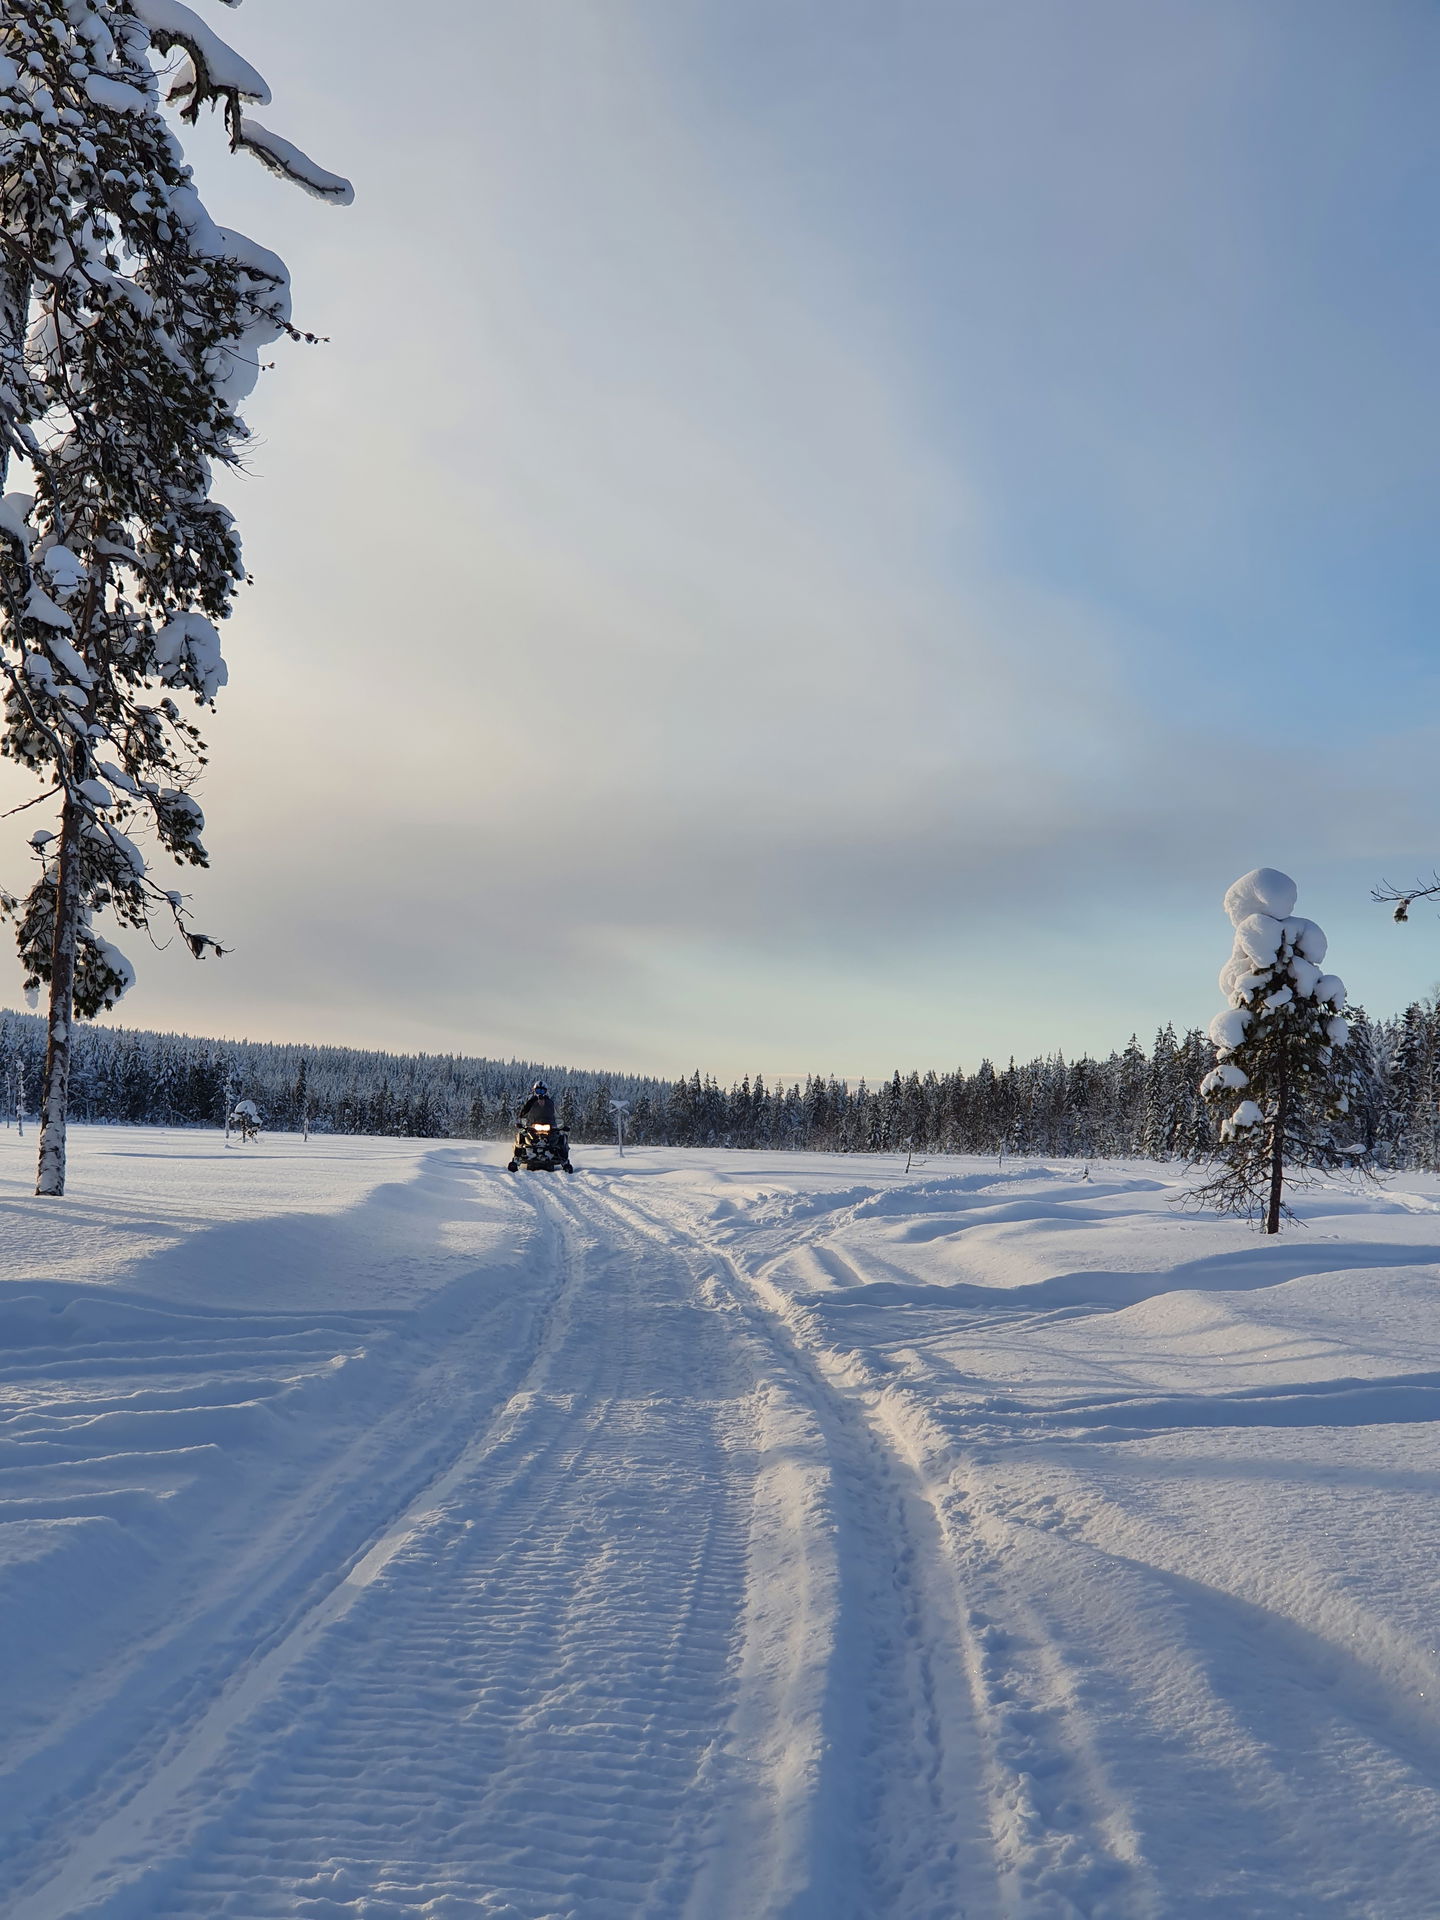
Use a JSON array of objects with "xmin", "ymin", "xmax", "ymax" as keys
[{"xmin": 532, "ymin": 1080, "xmax": 549, "ymax": 1096}]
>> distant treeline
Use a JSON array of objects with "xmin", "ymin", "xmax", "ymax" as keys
[{"xmin": 1, "ymin": 1002, "xmax": 1438, "ymax": 1165}]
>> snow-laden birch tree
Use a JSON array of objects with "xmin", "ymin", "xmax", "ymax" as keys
[
  {"xmin": 1195, "ymin": 867, "xmax": 1362, "ymax": 1233},
  {"xmin": 0, "ymin": 0, "xmax": 350, "ymax": 1195}
]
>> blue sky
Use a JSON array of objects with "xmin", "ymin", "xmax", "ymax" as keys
[{"xmin": 4, "ymin": 0, "xmax": 1439, "ymax": 1079}]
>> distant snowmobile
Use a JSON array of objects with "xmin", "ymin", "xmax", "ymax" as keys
[{"xmin": 508, "ymin": 1080, "xmax": 574, "ymax": 1173}]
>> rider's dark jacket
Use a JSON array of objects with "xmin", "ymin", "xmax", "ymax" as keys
[{"xmin": 518, "ymin": 1091, "xmax": 558, "ymax": 1129}]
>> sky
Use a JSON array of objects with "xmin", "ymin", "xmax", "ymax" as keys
[{"xmin": 4, "ymin": 0, "xmax": 1440, "ymax": 1082}]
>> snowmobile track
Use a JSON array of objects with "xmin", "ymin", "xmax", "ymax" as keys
[
  {"xmin": 4, "ymin": 1180, "xmax": 584, "ymax": 1920},
  {"xmin": 587, "ymin": 1178, "xmax": 1005, "ymax": 1920},
  {"xmin": 6, "ymin": 1175, "xmax": 768, "ymax": 1919},
  {"xmin": 612, "ymin": 1177, "xmax": 1158, "ymax": 1920},
  {"xmin": 6, "ymin": 1162, "xmax": 1145, "ymax": 1919}
]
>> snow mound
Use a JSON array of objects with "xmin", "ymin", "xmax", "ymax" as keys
[
  {"xmin": 1209, "ymin": 1008, "xmax": 1251, "ymax": 1050},
  {"xmin": 1224, "ymin": 867, "xmax": 1298, "ymax": 926},
  {"xmin": 1232, "ymin": 912, "xmax": 1283, "ymax": 968}
]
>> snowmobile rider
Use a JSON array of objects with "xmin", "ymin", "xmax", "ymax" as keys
[{"xmin": 517, "ymin": 1081, "xmax": 559, "ymax": 1131}]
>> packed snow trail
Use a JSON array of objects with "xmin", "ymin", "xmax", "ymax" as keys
[
  {"xmin": 137, "ymin": 1176, "xmax": 759, "ymax": 1919},
  {"xmin": 6, "ymin": 1170, "xmax": 751, "ymax": 1917},
  {"xmin": 613, "ymin": 1178, "xmax": 1154, "ymax": 1920},
  {"xmin": 636, "ymin": 1155, "xmax": 1440, "ymax": 1919},
  {"xmin": 10, "ymin": 1133, "xmax": 1440, "ymax": 1916},
  {"xmin": 1, "ymin": 1150, "xmax": 1001, "ymax": 1920}
]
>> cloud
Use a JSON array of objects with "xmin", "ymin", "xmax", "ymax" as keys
[{"xmin": 2, "ymin": 0, "xmax": 1437, "ymax": 1078}]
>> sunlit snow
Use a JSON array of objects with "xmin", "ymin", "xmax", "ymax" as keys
[{"xmin": 4, "ymin": 1129, "xmax": 1440, "ymax": 1915}]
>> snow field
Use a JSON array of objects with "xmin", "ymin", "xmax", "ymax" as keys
[
  {"xmin": 5, "ymin": 1131, "xmax": 1440, "ymax": 1915},
  {"xmin": 660, "ymin": 1155, "xmax": 1440, "ymax": 1916}
]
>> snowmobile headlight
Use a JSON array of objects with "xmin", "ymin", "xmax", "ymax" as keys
[{"xmin": 533, "ymin": 1123, "xmax": 551, "ymax": 1132}]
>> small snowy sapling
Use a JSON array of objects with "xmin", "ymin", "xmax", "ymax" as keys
[
  {"xmin": 1192, "ymin": 867, "xmax": 1366, "ymax": 1232},
  {"xmin": 0, "ymin": 1, "xmax": 350, "ymax": 1196}
]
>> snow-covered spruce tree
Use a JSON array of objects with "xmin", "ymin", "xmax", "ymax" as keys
[
  {"xmin": 1193, "ymin": 867, "xmax": 1364, "ymax": 1233},
  {"xmin": 0, "ymin": 1, "xmax": 350, "ymax": 1195}
]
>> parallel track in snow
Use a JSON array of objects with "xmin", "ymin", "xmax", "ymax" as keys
[
  {"xmin": 4, "ymin": 1174, "xmax": 580, "ymax": 1919},
  {"xmin": 8, "ymin": 1162, "xmax": 1151, "ymax": 1919},
  {"xmin": 140, "ymin": 1177, "xmax": 759, "ymax": 1920},
  {"xmin": 16, "ymin": 1146, "xmax": 1440, "ymax": 1917},
  {"xmin": 7, "ymin": 1175, "xmax": 765, "ymax": 1919},
  {"xmin": 583, "ymin": 1176, "xmax": 1004, "ymax": 1920},
  {"xmin": 617, "ymin": 1177, "xmax": 1158, "ymax": 1920}
]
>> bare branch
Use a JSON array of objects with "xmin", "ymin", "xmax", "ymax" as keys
[
  {"xmin": 1, "ymin": 782, "xmax": 62, "ymax": 819},
  {"xmin": 1372, "ymin": 874, "xmax": 1440, "ymax": 922}
]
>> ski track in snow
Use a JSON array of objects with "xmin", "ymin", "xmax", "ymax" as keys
[
  {"xmin": 7, "ymin": 1135, "xmax": 1440, "ymax": 1916},
  {"xmin": 3, "ymin": 1156, "xmax": 999, "ymax": 1919},
  {"xmin": 617, "ymin": 1181, "xmax": 1152, "ymax": 1920},
  {"xmin": 4, "ymin": 1174, "xmax": 751, "ymax": 1919},
  {"xmin": 138, "ymin": 1180, "xmax": 755, "ymax": 1920}
]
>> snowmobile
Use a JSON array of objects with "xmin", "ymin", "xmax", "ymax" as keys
[{"xmin": 508, "ymin": 1121, "xmax": 575, "ymax": 1174}]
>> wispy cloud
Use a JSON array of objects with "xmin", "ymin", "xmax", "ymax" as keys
[{"xmin": 2, "ymin": 0, "xmax": 1436, "ymax": 1074}]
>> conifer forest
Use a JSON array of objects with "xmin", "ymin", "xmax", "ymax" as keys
[{"xmin": 5, "ymin": 999, "xmax": 1440, "ymax": 1166}]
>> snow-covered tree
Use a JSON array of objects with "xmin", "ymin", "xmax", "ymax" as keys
[
  {"xmin": 1194, "ymin": 867, "xmax": 1363, "ymax": 1232},
  {"xmin": 1140, "ymin": 1023, "xmax": 1185, "ymax": 1159},
  {"xmin": 0, "ymin": 0, "xmax": 350, "ymax": 1195},
  {"xmin": 1330, "ymin": 1004, "xmax": 1389, "ymax": 1166}
]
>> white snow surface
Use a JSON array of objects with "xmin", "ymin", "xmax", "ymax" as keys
[
  {"xmin": 1223, "ymin": 868, "xmax": 1299, "ymax": 927},
  {"xmin": 1208, "ymin": 1005, "xmax": 1250, "ymax": 1050},
  {"xmin": 1231, "ymin": 911, "xmax": 1283, "ymax": 969},
  {"xmin": 83, "ymin": 73, "xmax": 150, "ymax": 116},
  {"xmin": 236, "ymin": 117, "xmax": 355, "ymax": 205},
  {"xmin": 1282, "ymin": 916, "xmax": 1329, "ymax": 966},
  {"xmin": 5, "ymin": 1129, "xmax": 1440, "ymax": 1918},
  {"xmin": 130, "ymin": 0, "xmax": 272, "ymax": 104},
  {"xmin": 0, "ymin": 491, "xmax": 36, "ymax": 547},
  {"xmin": 150, "ymin": 611, "xmax": 227, "ymax": 700}
]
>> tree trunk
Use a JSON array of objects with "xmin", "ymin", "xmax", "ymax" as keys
[
  {"xmin": 1264, "ymin": 1070, "xmax": 1288, "ymax": 1235},
  {"xmin": 0, "ymin": 259, "xmax": 28, "ymax": 491},
  {"xmin": 35, "ymin": 793, "xmax": 82, "ymax": 1197}
]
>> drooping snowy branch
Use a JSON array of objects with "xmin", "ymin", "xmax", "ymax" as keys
[
  {"xmin": 135, "ymin": 0, "xmax": 353, "ymax": 203},
  {"xmin": 133, "ymin": 0, "xmax": 271, "ymax": 108},
  {"xmin": 235, "ymin": 119, "xmax": 354, "ymax": 205}
]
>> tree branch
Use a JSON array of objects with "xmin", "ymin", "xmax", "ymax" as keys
[{"xmin": 1372, "ymin": 874, "xmax": 1440, "ymax": 922}]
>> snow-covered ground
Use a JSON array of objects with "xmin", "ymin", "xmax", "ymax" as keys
[{"xmin": 5, "ymin": 1129, "xmax": 1440, "ymax": 1918}]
